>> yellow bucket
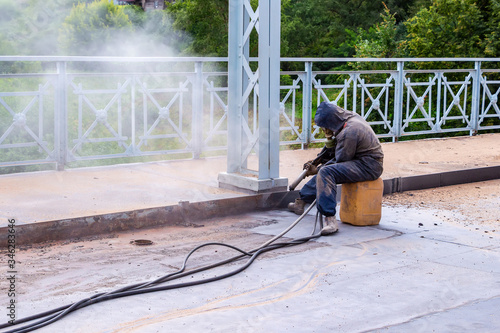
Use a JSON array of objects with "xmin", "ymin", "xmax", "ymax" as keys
[{"xmin": 339, "ymin": 178, "xmax": 383, "ymax": 226}]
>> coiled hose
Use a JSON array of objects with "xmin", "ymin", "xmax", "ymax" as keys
[{"xmin": 1, "ymin": 200, "xmax": 320, "ymax": 333}]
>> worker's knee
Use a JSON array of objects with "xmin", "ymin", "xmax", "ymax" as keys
[
  {"xmin": 317, "ymin": 165, "xmax": 339, "ymax": 184},
  {"xmin": 317, "ymin": 166, "xmax": 330, "ymax": 179}
]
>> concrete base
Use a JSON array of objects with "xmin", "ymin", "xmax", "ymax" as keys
[{"xmin": 218, "ymin": 172, "xmax": 288, "ymax": 194}]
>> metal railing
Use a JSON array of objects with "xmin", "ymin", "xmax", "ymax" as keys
[{"xmin": 0, "ymin": 56, "xmax": 499, "ymax": 171}]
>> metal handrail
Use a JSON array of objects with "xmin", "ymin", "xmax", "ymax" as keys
[{"xmin": 0, "ymin": 57, "xmax": 499, "ymax": 171}]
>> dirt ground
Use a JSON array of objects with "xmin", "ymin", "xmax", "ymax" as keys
[
  {"xmin": 7, "ymin": 179, "xmax": 498, "ymax": 300},
  {"xmin": 383, "ymin": 179, "xmax": 500, "ymax": 228},
  {"xmin": 1, "ymin": 134, "xmax": 498, "ymax": 329},
  {"xmin": 7, "ymin": 210, "xmax": 325, "ymax": 319},
  {"xmin": 6, "ymin": 133, "xmax": 500, "ymax": 272},
  {"xmin": 1, "ymin": 133, "xmax": 498, "ymax": 224}
]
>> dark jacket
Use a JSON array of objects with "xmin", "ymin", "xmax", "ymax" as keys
[{"xmin": 314, "ymin": 102, "xmax": 384, "ymax": 165}]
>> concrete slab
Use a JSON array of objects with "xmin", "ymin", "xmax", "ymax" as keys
[
  {"xmin": 381, "ymin": 296, "xmax": 500, "ymax": 333},
  {"xmin": 2, "ymin": 204, "xmax": 499, "ymax": 332}
]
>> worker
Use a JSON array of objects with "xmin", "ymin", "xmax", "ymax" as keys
[{"xmin": 288, "ymin": 101, "xmax": 384, "ymax": 235}]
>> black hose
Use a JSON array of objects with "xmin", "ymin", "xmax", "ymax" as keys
[
  {"xmin": 2, "ymin": 212, "xmax": 321, "ymax": 333},
  {"xmin": 0, "ymin": 243, "xmax": 253, "ymax": 331}
]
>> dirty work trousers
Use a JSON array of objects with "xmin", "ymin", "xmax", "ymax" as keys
[{"xmin": 299, "ymin": 157, "xmax": 383, "ymax": 217}]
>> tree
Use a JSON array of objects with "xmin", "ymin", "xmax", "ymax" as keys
[
  {"xmin": 405, "ymin": 0, "xmax": 485, "ymax": 58},
  {"xmin": 0, "ymin": 0, "xmax": 80, "ymax": 56},
  {"xmin": 122, "ymin": 6, "xmax": 188, "ymax": 56},
  {"xmin": 354, "ymin": 4, "xmax": 407, "ymax": 62},
  {"xmin": 167, "ymin": 0, "xmax": 232, "ymax": 56},
  {"xmin": 483, "ymin": 0, "xmax": 500, "ymax": 56},
  {"xmin": 167, "ymin": 0, "xmax": 423, "ymax": 60},
  {"xmin": 281, "ymin": 0, "xmax": 387, "ymax": 59},
  {"xmin": 58, "ymin": 0, "xmax": 133, "ymax": 56}
]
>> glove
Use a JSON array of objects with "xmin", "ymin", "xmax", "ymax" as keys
[{"xmin": 303, "ymin": 161, "xmax": 318, "ymax": 176}]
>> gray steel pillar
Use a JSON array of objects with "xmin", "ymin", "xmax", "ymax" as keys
[
  {"xmin": 226, "ymin": 0, "xmax": 244, "ymax": 174},
  {"xmin": 258, "ymin": 0, "xmax": 281, "ymax": 180},
  {"xmin": 219, "ymin": 0, "xmax": 287, "ymax": 193}
]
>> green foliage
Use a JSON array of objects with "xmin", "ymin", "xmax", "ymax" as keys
[
  {"xmin": 117, "ymin": 6, "xmax": 188, "ymax": 56},
  {"xmin": 0, "ymin": 32, "xmax": 16, "ymax": 56},
  {"xmin": 167, "ymin": 0, "xmax": 233, "ymax": 56},
  {"xmin": 166, "ymin": 0, "xmax": 425, "ymax": 63},
  {"xmin": 483, "ymin": 0, "xmax": 500, "ymax": 56},
  {"xmin": 0, "ymin": 0, "xmax": 80, "ymax": 56},
  {"xmin": 405, "ymin": 0, "xmax": 485, "ymax": 59},
  {"xmin": 1, "ymin": 0, "xmax": 500, "ymax": 174},
  {"xmin": 282, "ymin": 0, "xmax": 386, "ymax": 59},
  {"xmin": 59, "ymin": 0, "xmax": 133, "ymax": 56},
  {"xmin": 354, "ymin": 4, "xmax": 407, "ymax": 69},
  {"xmin": 1, "ymin": 0, "xmax": 499, "ymax": 60},
  {"xmin": 0, "ymin": 0, "xmax": 19, "ymax": 27}
]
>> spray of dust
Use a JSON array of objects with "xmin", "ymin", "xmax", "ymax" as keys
[
  {"xmin": 0, "ymin": 0, "xmax": 189, "ymax": 57},
  {"xmin": 0, "ymin": 0, "xmax": 219, "ymax": 174}
]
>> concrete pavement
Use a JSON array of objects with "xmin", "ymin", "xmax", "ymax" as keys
[
  {"xmin": 2, "ymin": 204, "xmax": 499, "ymax": 332},
  {"xmin": 0, "ymin": 133, "xmax": 499, "ymax": 332}
]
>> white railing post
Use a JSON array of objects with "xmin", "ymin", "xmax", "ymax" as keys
[
  {"xmin": 192, "ymin": 61, "xmax": 204, "ymax": 158},
  {"xmin": 393, "ymin": 61, "xmax": 405, "ymax": 140},
  {"xmin": 55, "ymin": 61, "xmax": 68, "ymax": 170},
  {"xmin": 470, "ymin": 60, "xmax": 481, "ymax": 135},
  {"xmin": 302, "ymin": 61, "xmax": 313, "ymax": 147}
]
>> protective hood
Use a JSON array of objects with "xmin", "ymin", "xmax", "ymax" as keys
[{"xmin": 314, "ymin": 102, "xmax": 356, "ymax": 136}]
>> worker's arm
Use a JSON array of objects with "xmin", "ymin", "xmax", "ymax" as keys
[{"xmin": 335, "ymin": 128, "xmax": 357, "ymax": 163}]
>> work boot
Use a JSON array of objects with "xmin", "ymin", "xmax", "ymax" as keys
[
  {"xmin": 287, "ymin": 199, "xmax": 306, "ymax": 215},
  {"xmin": 321, "ymin": 215, "xmax": 339, "ymax": 235}
]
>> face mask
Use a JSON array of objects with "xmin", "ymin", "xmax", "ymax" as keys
[{"xmin": 322, "ymin": 128, "xmax": 334, "ymax": 140}]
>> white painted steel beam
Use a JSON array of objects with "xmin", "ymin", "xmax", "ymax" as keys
[{"xmin": 221, "ymin": 0, "xmax": 286, "ymax": 192}]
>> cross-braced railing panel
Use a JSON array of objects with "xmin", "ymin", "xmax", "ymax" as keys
[
  {"xmin": 279, "ymin": 74, "xmax": 302, "ymax": 145},
  {"xmin": 135, "ymin": 75, "xmax": 192, "ymax": 155},
  {"xmin": 401, "ymin": 70, "xmax": 474, "ymax": 136},
  {"xmin": 68, "ymin": 75, "xmax": 131, "ymax": 161},
  {"xmin": 478, "ymin": 70, "xmax": 500, "ymax": 130},
  {"xmin": 352, "ymin": 73, "xmax": 395, "ymax": 137},
  {"xmin": 203, "ymin": 73, "xmax": 228, "ymax": 151},
  {"xmin": 310, "ymin": 71, "xmax": 396, "ymax": 142},
  {"xmin": 0, "ymin": 57, "xmax": 499, "ymax": 171},
  {"xmin": 0, "ymin": 76, "xmax": 57, "ymax": 167}
]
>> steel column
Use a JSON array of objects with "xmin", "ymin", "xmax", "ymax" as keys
[
  {"xmin": 220, "ymin": 0, "xmax": 286, "ymax": 192},
  {"xmin": 258, "ymin": 0, "xmax": 281, "ymax": 179},
  {"xmin": 227, "ymin": 0, "xmax": 244, "ymax": 173},
  {"xmin": 241, "ymin": 7, "xmax": 251, "ymax": 170}
]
